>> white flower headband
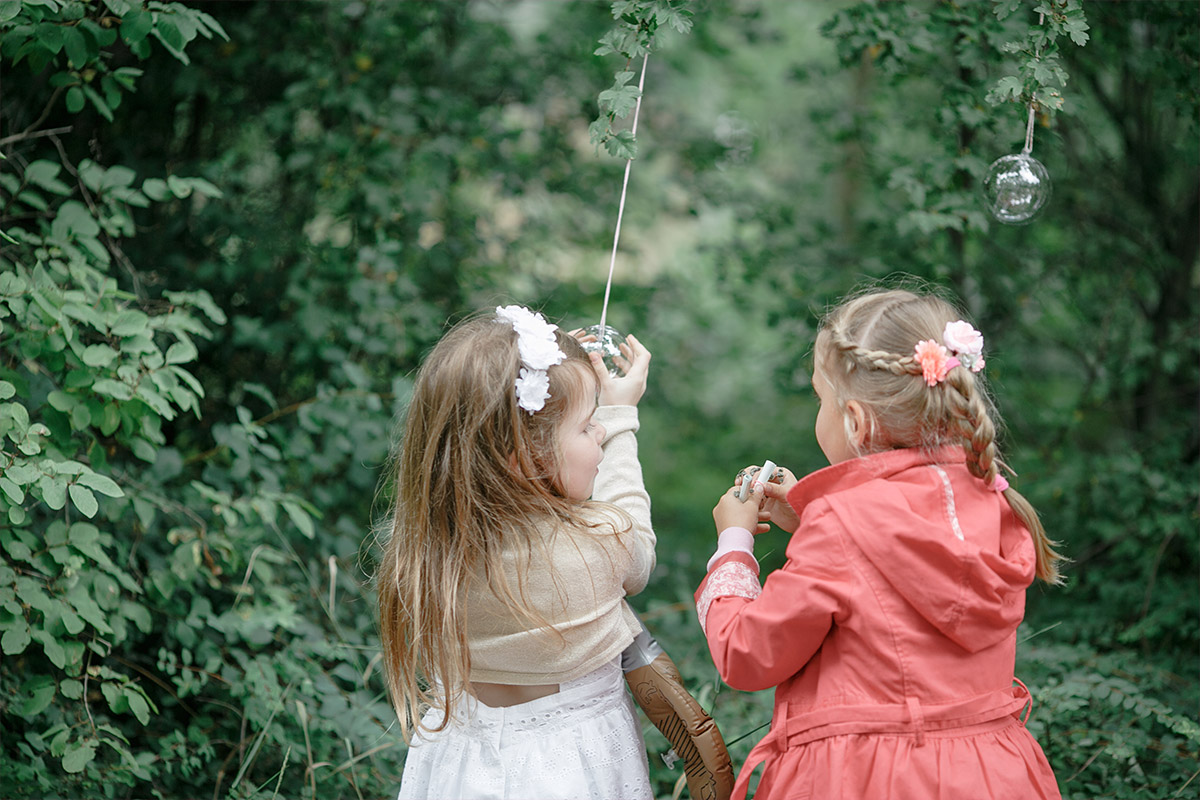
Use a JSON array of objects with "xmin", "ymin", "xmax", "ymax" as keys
[
  {"xmin": 495, "ymin": 305, "xmax": 566, "ymax": 413},
  {"xmin": 912, "ymin": 320, "xmax": 986, "ymax": 387}
]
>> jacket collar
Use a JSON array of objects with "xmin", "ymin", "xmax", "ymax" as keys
[{"xmin": 787, "ymin": 446, "xmax": 967, "ymax": 513}]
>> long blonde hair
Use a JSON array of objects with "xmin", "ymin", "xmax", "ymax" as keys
[
  {"xmin": 376, "ymin": 311, "xmax": 598, "ymax": 741},
  {"xmin": 817, "ymin": 287, "xmax": 1064, "ymax": 584}
]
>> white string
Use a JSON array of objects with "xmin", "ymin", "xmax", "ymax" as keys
[
  {"xmin": 1022, "ymin": 104, "xmax": 1035, "ymax": 154},
  {"xmin": 599, "ymin": 53, "xmax": 649, "ymax": 335},
  {"xmin": 1022, "ymin": 13, "xmax": 1045, "ymax": 156}
]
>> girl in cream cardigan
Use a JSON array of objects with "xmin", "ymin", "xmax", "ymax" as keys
[{"xmin": 377, "ymin": 306, "xmax": 656, "ymax": 799}]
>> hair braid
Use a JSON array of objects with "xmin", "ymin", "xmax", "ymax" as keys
[
  {"xmin": 827, "ymin": 324, "xmax": 918, "ymax": 377},
  {"xmin": 945, "ymin": 370, "xmax": 999, "ymax": 484}
]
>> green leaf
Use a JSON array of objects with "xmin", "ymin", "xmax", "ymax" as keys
[
  {"xmin": 62, "ymin": 25, "xmax": 88, "ymax": 69},
  {"xmin": 99, "ymin": 403, "xmax": 120, "ymax": 435},
  {"xmin": 98, "ymin": 164, "xmax": 137, "ymax": 191},
  {"xmin": 142, "ymin": 177, "xmax": 168, "ymax": 201},
  {"xmin": 0, "ymin": 2, "xmax": 20, "ymax": 24},
  {"xmin": 20, "ymin": 675, "xmax": 56, "ymax": 716},
  {"xmin": 67, "ymin": 582, "xmax": 111, "ymax": 634},
  {"xmin": 33, "ymin": 629, "xmax": 67, "ymax": 669},
  {"xmin": 70, "ymin": 403, "xmax": 91, "ymax": 430},
  {"xmin": 51, "ymin": 200, "xmax": 101, "ymax": 239},
  {"xmin": 164, "ymin": 338, "xmax": 197, "ymax": 365},
  {"xmin": 66, "ymin": 85, "xmax": 86, "ymax": 113},
  {"xmin": 39, "ymin": 475, "xmax": 68, "ymax": 510},
  {"xmin": 68, "ymin": 483, "xmax": 98, "ymax": 518},
  {"xmin": 152, "ymin": 16, "xmax": 189, "ymax": 64},
  {"xmin": 82, "ymin": 84, "xmax": 114, "ymax": 122},
  {"xmin": 24, "ymin": 160, "xmax": 71, "ymax": 195},
  {"xmin": 988, "ymin": 75, "xmax": 1024, "ymax": 104},
  {"xmin": 77, "ymin": 471, "xmax": 123, "ymax": 498},
  {"xmin": 91, "ymin": 378, "xmax": 133, "ymax": 400},
  {"xmin": 110, "ymin": 309, "xmax": 150, "ymax": 336},
  {"xmin": 101, "ymin": 681, "xmax": 127, "ymax": 714},
  {"xmin": 282, "ymin": 500, "xmax": 315, "ymax": 538},
  {"xmin": 35, "ymin": 21, "xmax": 64, "ymax": 54},
  {"xmin": 604, "ymin": 130, "xmax": 638, "ymax": 160},
  {"xmin": 131, "ymin": 438, "xmax": 156, "ymax": 463},
  {"xmin": 0, "ymin": 380, "xmax": 13, "ymax": 399},
  {"xmin": 81, "ymin": 344, "xmax": 118, "ymax": 367},
  {"xmin": 0, "ymin": 476, "xmax": 24, "ymax": 503},
  {"xmin": 61, "ymin": 739, "xmax": 97, "ymax": 773},
  {"xmin": 166, "ymin": 174, "xmax": 193, "ymax": 198},
  {"xmin": 125, "ymin": 689, "xmax": 151, "ymax": 724},
  {"xmin": 1, "ymin": 622, "xmax": 31, "ymax": 655},
  {"xmin": 3, "ymin": 463, "xmax": 37, "ymax": 485},
  {"xmin": 68, "ymin": 523, "xmax": 106, "ymax": 561},
  {"xmin": 121, "ymin": 9, "xmax": 153, "ymax": 45}
]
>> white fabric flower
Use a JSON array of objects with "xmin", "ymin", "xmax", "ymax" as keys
[
  {"xmin": 514, "ymin": 367, "xmax": 551, "ymax": 412},
  {"xmin": 496, "ymin": 305, "xmax": 567, "ymax": 413},
  {"xmin": 942, "ymin": 320, "xmax": 986, "ymax": 372},
  {"xmin": 518, "ymin": 333, "xmax": 565, "ymax": 371}
]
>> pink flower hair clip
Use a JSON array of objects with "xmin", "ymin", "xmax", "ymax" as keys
[
  {"xmin": 912, "ymin": 320, "xmax": 987, "ymax": 387},
  {"xmin": 913, "ymin": 340, "xmax": 959, "ymax": 386}
]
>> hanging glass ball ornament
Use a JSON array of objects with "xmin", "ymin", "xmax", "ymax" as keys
[
  {"xmin": 983, "ymin": 152, "xmax": 1052, "ymax": 224},
  {"xmin": 580, "ymin": 324, "xmax": 627, "ymax": 377}
]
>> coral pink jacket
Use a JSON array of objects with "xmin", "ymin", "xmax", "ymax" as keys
[{"xmin": 696, "ymin": 447, "xmax": 1061, "ymax": 800}]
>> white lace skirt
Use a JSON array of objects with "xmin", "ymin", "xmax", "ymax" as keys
[{"xmin": 397, "ymin": 658, "xmax": 652, "ymax": 800}]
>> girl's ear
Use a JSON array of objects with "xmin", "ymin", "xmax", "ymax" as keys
[{"xmin": 844, "ymin": 399, "xmax": 869, "ymax": 449}]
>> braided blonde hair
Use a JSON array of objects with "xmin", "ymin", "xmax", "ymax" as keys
[{"xmin": 817, "ymin": 288, "xmax": 1063, "ymax": 584}]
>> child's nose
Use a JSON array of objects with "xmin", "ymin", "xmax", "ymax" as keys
[{"xmin": 594, "ymin": 422, "xmax": 606, "ymax": 442}]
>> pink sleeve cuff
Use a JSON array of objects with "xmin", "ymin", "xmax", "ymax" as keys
[{"xmin": 706, "ymin": 526, "xmax": 756, "ymax": 572}]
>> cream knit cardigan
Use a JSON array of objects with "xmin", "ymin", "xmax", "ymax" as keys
[{"xmin": 464, "ymin": 405, "xmax": 656, "ymax": 684}]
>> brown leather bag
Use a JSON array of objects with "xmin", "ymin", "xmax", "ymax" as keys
[{"xmin": 622, "ymin": 614, "xmax": 734, "ymax": 800}]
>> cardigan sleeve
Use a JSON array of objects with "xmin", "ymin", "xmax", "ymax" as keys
[
  {"xmin": 695, "ymin": 500, "xmax": 851, "ymax": 692},
  {"xmin": 589, "ymin": 405, "xmax": 656, "ymax": 596}
]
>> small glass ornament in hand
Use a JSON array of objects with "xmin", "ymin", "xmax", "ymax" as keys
[
  {"xmin": 581, "ymin": 324, "xmax": 627, "ymax": 377},
  {"xmin": 983, "ymin": 153, "xmax": 1052, "ymax": 224}
]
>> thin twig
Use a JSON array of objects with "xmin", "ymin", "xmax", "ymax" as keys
[
  {"xmin": 1175, "ymin": 765, "xmax": 1200, "ymax": 797},
  {"xmin": 1064, "ymin": 741, "xmax": 1108, "ymax": 782},
  {"xmin": 17, "ymin": 86, "xmax": 67, "ymax": 142},
  {"xmin": 0, "ymin": 125, "xmax": 74, "ymax": 148}
]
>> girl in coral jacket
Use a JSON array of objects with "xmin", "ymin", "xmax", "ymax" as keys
[{"xmin": 696, "ymin": 287, "xmax": 1065, "ymax": 800}]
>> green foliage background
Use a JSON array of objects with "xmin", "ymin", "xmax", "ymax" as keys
[{"xmin": 1, "ymin": 1, "xmax": 1195, "ymax": 798}]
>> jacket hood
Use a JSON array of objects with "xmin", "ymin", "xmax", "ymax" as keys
[{"xmin": 787, "ymin": 448, "xmax": 1036, "ymax": 653}]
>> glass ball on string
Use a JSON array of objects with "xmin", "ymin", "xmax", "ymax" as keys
[
  {"xmin": 580, "ymin": 324, "xmax": 627, "ymax": 377},
  {"xmin": 983, "ymin": 152, "xmax": 1052, "ymax": 224}
]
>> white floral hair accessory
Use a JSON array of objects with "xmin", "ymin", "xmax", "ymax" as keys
[
  {"xmin": 942, "ymin": 320, "xmax": 985, "ymax": 373},
  {"xmin": 495, "ymin": 305, "xmax": 566, "ymax": 413}
]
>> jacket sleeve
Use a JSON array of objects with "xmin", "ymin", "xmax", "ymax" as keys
[
  {"xmin": 694, "ymin": 500, "xmax": 851, "ymax": 692},
  {"xmin": 590, "ymin": 405, "xmax": 656, "ymax": 596}
]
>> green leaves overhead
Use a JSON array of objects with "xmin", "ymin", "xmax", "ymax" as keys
[
  {"xmin": 589, "ymin": 0, "xmax": 694, "ymax": 160},
  {"xmin": 987, "ymin": 0, "xmax": 1090, "ymax": 113}
]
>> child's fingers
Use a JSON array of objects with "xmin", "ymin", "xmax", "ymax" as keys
[
  {"xmin": 587, "ymin": 349, "xmax": 611, "ymax": 382},
  {"xmin": 621, "ymin": 334, "xmax": 651, "ymax": 374}
]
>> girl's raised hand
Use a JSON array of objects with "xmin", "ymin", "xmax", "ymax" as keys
[{"xmin": 582, "ymin": 332, "xmax": 651, "ymax": 407}]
